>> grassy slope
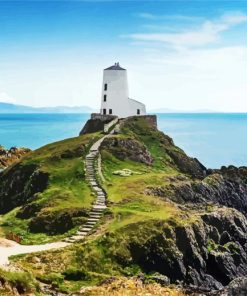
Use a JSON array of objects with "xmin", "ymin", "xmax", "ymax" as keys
[
  {"xmin": 100, "ymin": 117, "xmax": 184, "ymax": 232},
  {"xmin": 10, "ymin": 118, "xmax": 195, "ymax": 293},
  {"xmin": 0, "ymin": 133, "xmax": 101, "ymax": 244}
]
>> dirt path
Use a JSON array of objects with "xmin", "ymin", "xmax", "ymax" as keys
[
  {"xmin": 0, "ymin": 127, "xmax": 116, "ymax": 267},
  {"xmin": 0, "ymin": 238, "xmax": 69, "ymax": 266}
]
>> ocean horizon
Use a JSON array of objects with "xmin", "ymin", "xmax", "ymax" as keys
[{"xmin": 0, "ymin": 113, "xmax": 247, "ymax": 169}]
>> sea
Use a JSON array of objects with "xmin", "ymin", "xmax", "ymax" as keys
[{"xmin": 0, "ymin": 113, "xmax": 247, "ymax": 169}]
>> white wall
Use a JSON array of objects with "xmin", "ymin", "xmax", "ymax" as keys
[
  {"xmin": 128, "ymin": 98, "xmax": 146, "ymax": 116},
  {"xmin": 100, "ymin": 67, "xmax": 146, "ymax": 118}
]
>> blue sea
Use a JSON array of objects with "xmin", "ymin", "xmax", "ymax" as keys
[{"xmin": 0, "ymin": 113, "xmax": 247, "ymax": 169}]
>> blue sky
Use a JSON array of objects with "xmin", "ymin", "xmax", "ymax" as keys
[{"xmin": 1, "ymin": 0, "xmax": 247, "ymax": 111}]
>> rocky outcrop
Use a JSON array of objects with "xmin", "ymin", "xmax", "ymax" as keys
[
  {"xmin": 0, "ymin": 146, "xmax": 31, "ymax": 169},
  {"xmin": 214, "ymin": 277, "xmax": 247, "ymax": 295},
  {"xmin": 118, "ymin": 116, "xmax": 207, "ymax": 178},
  {"xmin": 80, "ymin": 115, "xmax": 117, "ymax": 135},
  {"xmin": 101, "ymin": 137, "xmax": 153, "ymax": 165},
  {"xmin": 29, "ymin": 208, "xmax": 88, "ymax": 235},
  {"xmin": 112, "ymin": 207, "xmax": 247, "ymax": 291},
  {"xmin": 0, "ymin": 163, "xmax": 49, "ymax": 214},
  {"xmin": 146, "ymin": 172, "xmax": 247, "ymax": 216}
]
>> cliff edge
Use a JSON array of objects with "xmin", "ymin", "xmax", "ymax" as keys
[{"xmin": 0, "ymin": 116, "xmax": 246, "ymax": 295}]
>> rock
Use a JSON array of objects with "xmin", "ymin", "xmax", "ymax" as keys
[
  {"xmin": 0, "ymin": 146, "xmax": 31, "ymax": 168},
  {"xmin": 0, "ymin": 164, "xmax": 49, "ymax": 214},
  {"xmin": 101, "ymin": 137, "xmax": 153, "ymax": 165},
  {"xmin": 147, "ymin": 172, "xmax": 247, "ymax": 217},
  {"xmin": 29, "ymin": 208, "xmax": 88, "ymax": 234},
  {"xmin": 79, "ymin": 116, "xmax": 117, "ymax": 135},
  {"xmin": 111, "ymin": 207, "xmax": 247, "ymax": 290},
  {"xmin": 214, "ymin": 277, "xmax": 247, "ymax": 296},
  {"xmin": 149, "ymin": 273, "xmax": 170, "ymax": 286}
]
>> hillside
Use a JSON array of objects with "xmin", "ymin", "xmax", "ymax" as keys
[
  {"xmin": 0, "ymin": 102, "xmax": 93, "ymax": 113},
  {"xmin": 0, "ymin": 116, "xmax": 247, "ymax": 295}
]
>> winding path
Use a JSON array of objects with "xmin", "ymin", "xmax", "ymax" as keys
[{"xmin": 0, "ymin": 130, "xmax": 114, "ymax": 267}]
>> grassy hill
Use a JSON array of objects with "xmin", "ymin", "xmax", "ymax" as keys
[
  {"xmin": 1, "ymin": 116, "xmax": 247, "ymax": 294},
  {"xmin": 0, "ymin": 133, "xmax": 101, "ymax": 244}
]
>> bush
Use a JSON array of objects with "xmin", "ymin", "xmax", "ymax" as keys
[{"xmin": 63, "ymin": 267, "xmax": 87, "ymax": 281}]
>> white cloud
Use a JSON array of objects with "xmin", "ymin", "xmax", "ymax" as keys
[
  {"xmin": 127, "ymin": 12, "xmax": 247, "ymax": 49},
  {"xmin": 0, "ymin": 92, "xmax": 16, "ymax": 104},
  {"xmin": 128, "ymin": 46, "xmax": 247, "ymax": 112},
  {"xmin": 137, "ymin": 13, "xmax": 203, "ymax": 22}
]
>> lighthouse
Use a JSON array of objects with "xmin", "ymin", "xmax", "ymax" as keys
[{"xmin": 100, "ymin": 63, "xmax": 146, "ymax": 118}]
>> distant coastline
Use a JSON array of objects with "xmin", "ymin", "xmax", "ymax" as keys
[
  {"xmin": 0, "ymin": 102, "xmax": 95, "ymax": 114},
  {"xmin": 0, "ymin": 113, "xmax": 247, "ymax": 168}
]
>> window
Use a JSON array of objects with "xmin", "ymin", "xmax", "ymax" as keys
[
  {"xmin": 137, "ymin": 109, "xmax": 140, "ymax": 115},
  {"xmin": 109, "ymin": 109, "xmax": 113, "ymax": 115},
  {"xmin": 104, "ymin": 95, "xmax": 107, "ymax": 102},
  {"xmin": 104, "ymin": 83, "xmax": 107, "ymax": 91},
  {"xmin": 103, "ymin": 109, "xmax": 106, "ymax": 115}
]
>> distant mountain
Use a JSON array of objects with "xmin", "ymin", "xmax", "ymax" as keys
[{"xmin": 0, "ymin": 102, "xmax": 95, "ymax": 114}]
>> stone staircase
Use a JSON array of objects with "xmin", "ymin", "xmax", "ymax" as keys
[{"xmin": 63, "ymin": 133, "xmax": 112, "ymax": 243}]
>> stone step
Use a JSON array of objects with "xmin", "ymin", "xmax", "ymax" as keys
[
  {"xmin": 64, "ymin": 238, "xmax": 75, "ymax": 243},
  {"xmin": 80, "ymin": 227, "xmax": 93, "ymax": 232},
  {"xmin": 91, "ymin": 209, "xmax": 104, "ymax": 214},
  {"xmin": 88, "ymin": 218, "xmax": 99, "ymax": 222},
  {"xmin": 89, "ymin": 214, "xmax": 102, "ymax": 218},
  {"xmin": 71, "ymin": 235, "xmax": 85, "ymax": 240},
  {"xmin": 94, "ymin": 189, "xmax": 104, "ymax": 193},
  {"xmin": 93, "ymin": 205, "xmax": 107, "ymax": 210},
  {"xmin": 85, "ymin": 220, "xmax": 97, "ymax": 224},
  {"xmin": 97, "ymin": 198, "xmax": 106, "ymax": 202},
  {"xmin": 76, "ymin": 231, "xmax": 88, "ymax": 236},
  {"xmin": 82, "ymin": 224, "xmax": 94, "ymax": 229},
  {"xmin": 90, "ymin": 182, "xmax": 98, "ymax": 186}
]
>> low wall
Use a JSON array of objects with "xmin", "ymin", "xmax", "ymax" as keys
[
  {"xmin": 91, "ymin": 113, "xmax": 117, "ymax": 121},
  {"xmin": 104, "ymin": 118, "xmax": 119, "ymax": 133}
]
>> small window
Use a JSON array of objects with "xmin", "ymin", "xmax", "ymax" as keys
[
  {"xmin": 103, "ymin": 109, "xmax": 106, "ymax": 115},
  {"xmin": 137, "ymin": 109, "xmax": 140, "ymax": 115},
  {"xmin": 104, "ymin": 95, "xmax": 107, "ymax": 102},
  {"xmin": 109, "ymin": 109, "xmax": 113, "ymax": 115},
  {"xmin": 104, "ymin": 83, "xmax": 107, "ymax": 91}
]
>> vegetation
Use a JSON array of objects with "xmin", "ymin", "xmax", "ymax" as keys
[
  {"xmin": 0, "ymin": 268, "xmax": 39, "ymax": 295},
  {"xmin": 0, "ymin": 133, "xmax": 101, "ymax": 244},
  {"xmin": 1, "ymin": 116, "xmax": 241, "ymax": 294}
]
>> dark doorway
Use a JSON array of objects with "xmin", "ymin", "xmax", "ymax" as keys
[
  {"xmin": 137, "ymin": 109, "xmax": 140, "ymax": 115},
  {"xmin": 109, "ymin": 109, "xmax": 113, "ymax": 115},
  {"xmin": 103, "ymin": 109, "xmax": 106, "ymax": 115}
]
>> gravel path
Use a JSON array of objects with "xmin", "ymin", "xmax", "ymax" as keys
[
  {"xmin": 0, "ymin": 238, "xmax": 69, "ymax": 266},
  {"xmin": 0, "ymin": 128, "xmax": 116, "ymax": 267}
]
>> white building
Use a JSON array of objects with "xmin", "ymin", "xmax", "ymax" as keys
[{"xmin": 100, "ymin": 63, "xmax": 146, "ymax": 118}]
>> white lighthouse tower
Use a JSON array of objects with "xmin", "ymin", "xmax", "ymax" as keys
[{"xmin": 100, "ymin": 63, "xmax": 146, "ymax": 118}]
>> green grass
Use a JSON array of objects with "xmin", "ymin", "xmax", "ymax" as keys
[
  {"xmin": 0, "ymin": 268, "xmax": 39, "ymax": 295},
  {"xmin": 0, "ymin": 133, "xmax": 102, "ymax": 244},
  {"xmin": 108, "ymin": 196, "xmax": 178, "ymax": 231}
]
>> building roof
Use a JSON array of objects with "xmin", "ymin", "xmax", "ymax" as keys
[
  {"xmin": 128, "ymin": 98, "xmax": 146, "ymax": 107},
  {"xmin": 104, "ymin": 62, "xmax": 126, "ymax": 71}
]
